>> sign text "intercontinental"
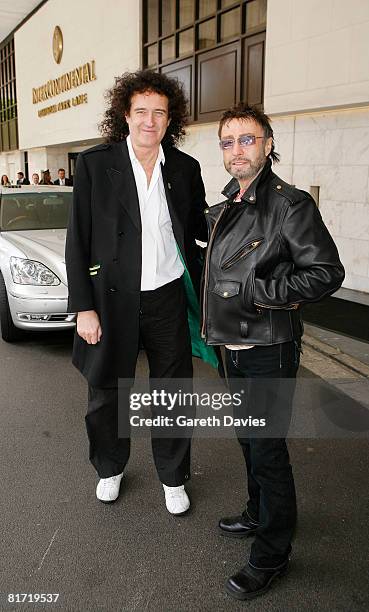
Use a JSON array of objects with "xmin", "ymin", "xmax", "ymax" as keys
[{"xmin": 32, "ymin": 60, "xmax": 96, "ymax": 104}]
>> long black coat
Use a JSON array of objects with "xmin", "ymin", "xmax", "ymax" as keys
[{"xmin": 65, "ymin": 140, "xmax": 207, "ymax": 387}]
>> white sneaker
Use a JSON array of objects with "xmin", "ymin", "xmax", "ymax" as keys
[
  {"xmin": 96, "ymin": 472, "xmax": 123, "ymax": 503},
  {"xmin": 162, "ymin": 484, "xmax": 190, "ymax": 515}
]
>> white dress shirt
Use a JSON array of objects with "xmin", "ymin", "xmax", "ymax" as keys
[{"xmin": 126, "ymin": 135, "xmax": 184, "ymax": 290}]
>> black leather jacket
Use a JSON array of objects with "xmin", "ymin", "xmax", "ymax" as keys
[{"xmin": 201, "ymin": 160, "xmax": 345, "ymax": 346}]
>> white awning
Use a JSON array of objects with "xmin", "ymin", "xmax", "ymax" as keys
[{"xmin": 0, "ymin": 0, "xmax": 43, "ymax": 43}]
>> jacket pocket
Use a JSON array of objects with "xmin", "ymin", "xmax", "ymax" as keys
[
  {"xmin": 221, "ymin": 238, "xmax": 263, "ymax": 270},
  {"xmin": 212, "ymin": 280, "xmax": 241, "ymax": 298}
]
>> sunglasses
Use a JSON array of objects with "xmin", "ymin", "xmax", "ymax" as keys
[{"xmin": 219, "ymin": 134, "xmax": 265, "ymax": 150}]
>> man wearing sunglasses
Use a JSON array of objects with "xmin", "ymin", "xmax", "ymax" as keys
[{"xmin": 201, "ymin": 103, "xmax": 344, "ymax": 600}]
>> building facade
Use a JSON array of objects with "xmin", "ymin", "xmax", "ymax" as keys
[{"xmin": 0, "ymin": 0, "xmax": 368, "ymax": 294}]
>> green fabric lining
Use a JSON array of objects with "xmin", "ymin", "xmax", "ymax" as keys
[{"xmin": 177, "ymin": 246, "xmax": 218, "ymax": 369}]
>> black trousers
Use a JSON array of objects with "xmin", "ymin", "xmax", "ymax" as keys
[
  {"xmin": 225, "ymin": 342, "xmax": 300, "ymax": 569},
  {"xmin": 86, "ymin": 277, "xmax": 193, "ymax": 485}
]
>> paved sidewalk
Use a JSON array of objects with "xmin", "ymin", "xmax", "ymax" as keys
[{"xmin": 304, "ymin": 323, "xmax": 369, "ymax": 369}]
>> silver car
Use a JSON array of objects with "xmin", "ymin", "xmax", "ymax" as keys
[{"xmin": 0, "ymin": 186, "xmax": 75, "ymax": 341}]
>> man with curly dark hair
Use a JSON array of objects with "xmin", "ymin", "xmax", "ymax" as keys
[
  {"xmin": 100, "ymin": 70, "xmax": 188, "ymax": 147},
  {"xmin": 66, "ymin": 70, "xmax": 213, "ymax": 513}
]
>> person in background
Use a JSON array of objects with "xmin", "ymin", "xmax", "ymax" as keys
[
  {"xmin": 1, "ymin": 174, "xmax": 11, "ymax": 186},
  {"xmin": 40, "ymin": 170, "xmax": 53, "ymax": 185},
  {"xmin": 16, "ymin": 171, "xmax": 30, "ymax": 185},
  {"xmin": 54, "ymin": 168, "xmax": 73, "ymax": 186},
  {"xmin": 31, "ymin": 173, "xmax": 40, "ymax": 185}
]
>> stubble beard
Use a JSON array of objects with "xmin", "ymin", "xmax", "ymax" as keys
[{"xmin": 225, "ymin": 152, "xmax": 266, "ymax": 183}]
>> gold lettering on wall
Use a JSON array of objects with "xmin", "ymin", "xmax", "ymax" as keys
[
  {"xmin": 72, "ymin": 93, "xmax": 88, "ymax": 106},
  {"xmin": 32, "ymin": 61, "xmax": 97, "ymax": 104},
  {"xmin": 37, "ymin": 93, "xmax": 88, "ymax": 117}
]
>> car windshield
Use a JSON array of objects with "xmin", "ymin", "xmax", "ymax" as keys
[{"xmin": 0, "ymin": 192, "xmax": 72, "ymax": 231}]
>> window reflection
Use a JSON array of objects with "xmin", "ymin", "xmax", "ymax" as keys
[
  {"xmin": 198, "ymin": 18, "xmax": 216, "ymax": 49},
  {"xmin": 179, "ymin": 28, "xmax": 194, "ymax": 56},
  {"xmin": 147, "ymin": 43, "xmax": 158, "ymax": 68},
  {"xmin": 220, "ymin": 8, "xmax": 240, "ymax": 42},
  {"xmin": 146, "ymin": 0, "xmax": 158, "ymax": 42},
  {"xmin": 161, "ymin": 0, "xmax": 175, "ymax": 36},
  {"xmin": 161, "ymin": 36, "xmax": 175, "ymax": 62},
  {"xmin": 199, "ymin": 0, "xmax": 217, "ymax": 19},
  {"xmin": 179, "ymin": 0, "xmax": 193, "ymax": 28},
  {"xmin": 245, "ymin": 0, "xmax": 267, "ymax": 31}
]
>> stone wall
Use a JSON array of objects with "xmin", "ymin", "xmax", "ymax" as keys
[{"xmin": 182, "ymin": 105, "xmax": 369, "ymax": 293}]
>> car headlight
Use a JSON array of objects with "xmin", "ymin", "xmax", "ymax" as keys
[{"xmin": 10, "ymin": 257, "xmax": 60, "ymax": 286}]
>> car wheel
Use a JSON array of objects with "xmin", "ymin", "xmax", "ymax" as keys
[{"xmin": 0, "ymin": 273, "xmax": 21, "ymax": 342}]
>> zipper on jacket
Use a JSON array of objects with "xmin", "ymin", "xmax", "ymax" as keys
[
  {"xmin": 201, "ymin": 204, "xmax": 229, "ymax": 339},
  {"xmin": 254, "ymin": 301, "xmax": 300, "ymax": 310},
  {"xmin": 221, "ymin": 238, "xmax": 263, "ymax": 270}
]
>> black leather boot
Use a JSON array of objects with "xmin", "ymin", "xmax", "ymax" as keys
[
  {"xmin": 218, "ymin": 511, "xmax": 259, "ymax": 538},
  {"xmin": 226, "ymin": 559, "xmax": 289, "ymax": 600}
]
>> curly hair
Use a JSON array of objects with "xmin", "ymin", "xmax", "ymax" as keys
[
  {"xmin": 100, "ymin": 70, "xmax": 189, "ymax": 147},
  {"xmin": 218, "ymin": 103, "xmax": 280, "ymax": 163}
]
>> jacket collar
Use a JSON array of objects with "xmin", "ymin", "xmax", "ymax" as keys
[
  {"xmin": 106, "ymin": 140, "xmax": 141, "ymax": 231},
  {"xmin": 221, "ymin": 158, "xmax": 272, "ymax": 203},
  {"xmin": 106, "ymin": 140, "xmax": 185, "ymax": 239}
]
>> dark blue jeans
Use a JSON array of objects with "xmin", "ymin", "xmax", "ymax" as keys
[{"xmin": 225, "ymin": 341, "xmax": 300, "ymax": 569}]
